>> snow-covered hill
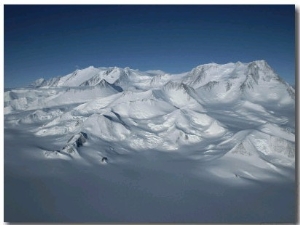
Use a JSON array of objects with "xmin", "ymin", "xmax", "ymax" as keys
[{"xmin": 5, "ymin": 60, "xmax": 295, "ymax": 223}]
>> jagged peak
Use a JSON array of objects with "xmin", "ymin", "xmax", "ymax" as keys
[
  {"xmin": 189, "ymin": 63, "xmax": 218, "ymax": 75},
  {"xmin": 245, "ymin": 60, "xmax": 280, "ymax": 82},
  {"xmin": 248, "ymin": 60, "xmax": 269, "ymax": 68},
  {"xmin": 195, "ymin": 62, "xmax": 220, "ymax": 68},
  {"xmin": 235, "ymin": 61, "xmax": 243, "ymax": 65},
  {"xmin": 72, "ymin": 65, "xmax": 96, "ymax": 73},
  {"xmin": 192, "ymin": 60, "xmax": 269, "ymax": 72},
  {"xmin": 96, "ymin": 79, "xmax": 123, "ymax": 92},
  {"xmin": 29, "ymin": 78, "xmax": 46, "ymax": 88}
]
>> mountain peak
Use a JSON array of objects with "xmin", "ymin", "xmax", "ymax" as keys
[
  {"xmin": 29, "ymin": 78, "xmax": 46, "ymax": 88},
  {"xmin": 245, "ymin": 60, "xmax": 280, "ymax": 83},
  {"xmin": 249, "ymin": 59, "xmax": 268, "ymax": 67}
]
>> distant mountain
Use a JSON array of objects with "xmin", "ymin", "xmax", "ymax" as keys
[{"xmin": 29, "ymin": 60, "xmax": 294, "ymax": 100}]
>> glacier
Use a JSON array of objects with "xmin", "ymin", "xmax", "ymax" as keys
[{"xmin": 4, "ymin": 60, "xmax": 296, "ymax": 222}]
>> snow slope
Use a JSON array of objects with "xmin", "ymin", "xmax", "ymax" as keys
[{"xmin": 4, "ymin": 60, "xmax": 295, "ymax": 223}]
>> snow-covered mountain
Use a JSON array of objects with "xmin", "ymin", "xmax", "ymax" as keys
[
  {"xmin": 5, "ymin": 60, "xmax": 295, "ymax": 222},
  {"xmin": 5, "ymin": 60, "xmax": 295, "ymax": 162}
]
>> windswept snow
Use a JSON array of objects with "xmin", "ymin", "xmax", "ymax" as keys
[{"xmin": 5, "ymin": 60, "xmax": 295, "ymax": 223}]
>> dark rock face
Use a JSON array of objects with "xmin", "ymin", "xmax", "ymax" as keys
[
  {"xmin": 63, "ymin": 132, "xmax": 88, "ymax": 153},
  {"xmin": 102, "ymin": 157, "xmax": 108, "ymax": 163}
]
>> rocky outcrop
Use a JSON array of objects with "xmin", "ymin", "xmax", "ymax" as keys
[{"xmin": 62, "ymin": 132, "xmax": 88, "ymax": 153}]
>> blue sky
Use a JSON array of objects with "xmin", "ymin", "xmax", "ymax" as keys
[{"xmin": 4, "ymin": 5, "xmax": 295, "ymax": 88}]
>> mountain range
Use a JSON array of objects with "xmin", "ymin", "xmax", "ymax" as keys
[
  {"xmin": 5, "ymin": 60, "xmax": 295, "ymax": 161},
  {"xmin": 4, "ymin": 60, "xmax": 295, "ymax": 222}
]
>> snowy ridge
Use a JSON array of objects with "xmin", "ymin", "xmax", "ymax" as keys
[{"xmin": 5, "ymin": 60, "xmax": 295, "ymax": 177}]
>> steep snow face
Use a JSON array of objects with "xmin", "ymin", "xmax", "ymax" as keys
[
  {"xmin": 45, "ymin": 85, "xmax": 120, "ymax": 107},
  {"xmin": 6, "ymin": 60, "xmax": 295, "ymax": 170},
  {"xmin": 183, "ymin": 62, "xmax": 239, "ymax": 88},
  {"xmin": 160, "ymin": 81, "xmax": 202, "ymax": 109},
  {"xmin": 181, "ymin": 61, "xmax": 294, "ymax": 107},
  {"xmin": 82, "ymin": 114, "xmax": 131, "ymax": 142}
]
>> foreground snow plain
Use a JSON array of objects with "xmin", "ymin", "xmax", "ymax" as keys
[{"xmin": 4, "ymin": 60, "xmax": 296, "ymax": 222}]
